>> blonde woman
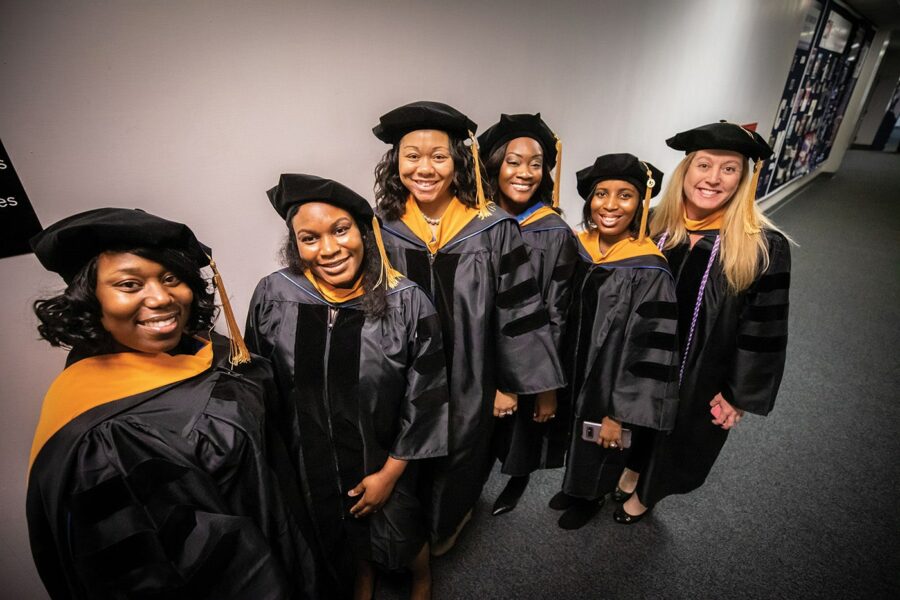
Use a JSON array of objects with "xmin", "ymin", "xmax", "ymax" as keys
[{"xmin": 616, "ymin": 122, "xmax": 791, "ymax": 523}]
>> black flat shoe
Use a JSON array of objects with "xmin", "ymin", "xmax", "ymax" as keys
[
  {"xmin": 558, "ymin": 497, "xmax": 604, "ymax": 530},
  {"xmin": 613, "ymin": 504, "xmax": 651, "ymax": 525},
  {"xmin": 492, "ymin": 475, "xmax": 530, "ymax": 516},
  {"xmin": 548, "ymin": 491, "xmax": 576, "ymax": 511},
  {"xmin": 611, "ymin": 486, "xmax": 634, "ymax": 503}
]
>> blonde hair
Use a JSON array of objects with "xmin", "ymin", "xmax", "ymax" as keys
[{"xmin": 649, "ymin": 152, "xmax": 780, "ymax": 294}]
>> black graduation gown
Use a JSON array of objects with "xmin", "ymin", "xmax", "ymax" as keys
[
  {"xmin": 26, "ymin": 334, "xmax": 317, "ymax": 600},
  {"xmin": 379, "ymin": 208, "xmax": 566, "ymax": 541},
  {"xmin": 639, "ymin": 228, "xmax": 791, "ymax": 505},
  {"xmin": 493, "ymin": 212, "xmax": 579, "ymax": 475},
  {"xmin": 561, "ymin": 249, "xmax": 680, "ymax": 500},
  {"xmin": 244, "ymin": 270, "xmax": 449, "ymax": 598}
]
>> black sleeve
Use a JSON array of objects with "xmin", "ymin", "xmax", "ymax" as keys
[
  {"xmin": 543, "ymin": 231, "xmax": 579, "ymax": 352},
  {"xmin": 391, "ymin": 288, "xmax": 450, "ymax": 460},
  {"xmin": 493, "ymin": 221, "xmax": 566, "ymax": 394},
  {"xmin": 723, "ymin": 231, "xmax": 791, "ymax": 415},
  {"xmin": 61, "ymin": 419, "xmax": 297, "ymax": 599},
  {"xmin": 244, "ymin": 277, "xmax": 273, "ymax": 359},
  {"xmin": 26, "ymin": 478, "xmax": 72, "ymax": 600},
  {"xmin": 608, "ymin": 269, "xmax": 681, "ymax": 431}
]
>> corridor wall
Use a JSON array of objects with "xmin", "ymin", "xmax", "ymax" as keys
[{"xmin": 853, "ymin": 42, "xmax": 900, "ymax": 146}]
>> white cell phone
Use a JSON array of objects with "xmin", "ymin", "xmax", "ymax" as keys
[{"xmin": 581, "ymin": 421, "xmax": 632, "ymax": 448}]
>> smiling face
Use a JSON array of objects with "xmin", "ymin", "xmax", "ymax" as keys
[
  {"xmin": 397, "ymin": 129, "xmax": 455, "ymax": 215},
  {"xmin": 497, "ymin": 137, "xmax": 544, "ymax": 214},
  {"xmin": 589, "ymin": 179, "xmax": 640, "ymax": 250},
  {"xmin": 292, "ymin": 202, "xmax": 364, "ymax": 289},
  {"xmin": 682, "ymin": 150, "xmax": 745, "ymax": 219},
  {"xmin": 95, "ymin": 252, "xmax": 194, "ymax": 353}
]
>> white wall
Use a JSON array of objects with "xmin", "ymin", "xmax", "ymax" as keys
[
  {"xmin": 853, "ymin": 41, "xmax": 900, "ymax": 145},
  {"xmin": 0, "ymin": 0, "xmax": 813, "ymax": 595}
]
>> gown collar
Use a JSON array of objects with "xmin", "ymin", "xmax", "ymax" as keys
[
  {"xmin": 30, "ymin": 337, "xmax": 214, "ymax": 472},
  {"xmin": 400, "ymin": 196, "xmax": 480, "ymax": 253},
  {"xmin": 517, "ymin": 202, "xmax": 558, "ymax": 227},
  {"xmin": 577, "ymin": 229, "xmax": 664, "ymax": 264},
  {"xmin": 302, "ymin": 269, "xmax": 365, "ymax": 304},
  {"xmin": 684, "ymin": 207, "xmax": 725, "ymax": 232}
]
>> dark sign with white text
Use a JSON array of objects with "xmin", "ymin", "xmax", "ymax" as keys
[{"xmin": 0, "ymin": 138, "xmax": 42, "ymax": 258}]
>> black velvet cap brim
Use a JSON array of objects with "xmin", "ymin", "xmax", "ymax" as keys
[
  {"xmin": 267, "ymin": 173, "xmax": 373, "ymax": 226},
  {"xmin": 666, "ymin": 122, "xmax": 773, "ymax": 161},
  {"xmin": 477, "ymin": 113, "xmax": 558, "ymax": 168},
  {"xmin": 575, "ymin": 153, "xmax": 664, "ymax": 200},
  {"xmin": 373, "ymin": 100, "xmax": 477, "ymax": 144},
  {"xmin": 30, "ymin": 208, "xmax": 209, "ymax": 284}
]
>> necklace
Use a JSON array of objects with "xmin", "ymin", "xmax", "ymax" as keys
[{"xmin": 422, "ymin": 214, "xmax": 441, "ymax": 227}]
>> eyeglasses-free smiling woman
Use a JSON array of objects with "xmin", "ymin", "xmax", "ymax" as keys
[
  {"xmin": 478, "ymin": 113, "xmax": 579, "ymax": 517},
  {"xmin": 27, "ymin": 208, "xmax": 316, "ymax": 599},
  {"xmin": 548, "ymin": 154, "xmax": 681, "ymax": 530},
  {"xmin": 626, "ymin": 121, "xmax": 792, "ymax": 522},
  {"xmin": 245, "ymin": 174, "xmax": 449, "ymax": 600}
]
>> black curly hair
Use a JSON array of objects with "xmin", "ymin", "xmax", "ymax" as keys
[
  {"xmin": 281, "ymin": 220, "xmax": 387, "ymax": 319},
  {"xmin": 483, "ymin": 141, "xmax": 557, "ymax": 214},
  {"xmin": 373, "ymin": 135, "xmax": 490, "ymax": 221},
  {"xmin": 33, "ymin": 247, "xmax": 218, "ymax": 356},
  {"xmin": 581, "ymin": 181, "xmax": 643, "ymax": 237}
]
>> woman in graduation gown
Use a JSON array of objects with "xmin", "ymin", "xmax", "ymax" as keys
[
  {"xmin": 27, "ymin": 208, "xmax": 316, "ymax": 600},
  {"xmin": 548, "ymin": 154, "xmax": 680, "ymax": 529},
  {"xmin": 244, "ymin": 174, "xmax": 449, "ymax": 600},
  {"xmin": 478, "ymin": 113, "xmax": 579, "ymax": 516},
  {"xmin": 372, "ymin": 101, "xmax": 565, "ymax": 554},
  {"xmin": 622, "ymin": 122, "xmax": 791, "ymax": 522}
]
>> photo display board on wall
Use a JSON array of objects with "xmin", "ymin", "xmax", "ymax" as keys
[
  {"xmin": 759, "ymin": 0, "xmax": 875, "ymax": 198},
  {"xmin": 0, "ymin": 138, "xmax": 42, "ymax": 259}
]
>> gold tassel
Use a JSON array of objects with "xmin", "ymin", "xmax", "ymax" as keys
[
  {"xmin": 371, "ymin": 216, "xmax": 402, "ymax": 288},
  {"xmin": 469, "ymin": 130, "xmax": 492, "ymax": 219},
  {"xmin": 552, "ymin": 136, "xmax": 562, "ymax": 209},
  {"xmin": 744, "ymin": 160, "xmax": 763, "ymax": 235},
  {"xmin": 637, "ymin": 162, "xmax": 656, "ymax": 242},
  {"xmin": 205, "ymin": 254, "xmax": 251, "ymax": 366}
]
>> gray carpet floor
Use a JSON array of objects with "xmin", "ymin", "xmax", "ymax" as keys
[{"xmin": 379, "ymin": 149, "xmax": 900, "ymax": 600}]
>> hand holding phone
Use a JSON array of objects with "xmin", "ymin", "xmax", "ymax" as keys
[{"xmin": 581, "ymin": 421, "xmax": 632, "ymax": 448}]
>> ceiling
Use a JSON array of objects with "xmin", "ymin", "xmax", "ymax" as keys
[{"xmin": 845, "ymin": 0, "xmax": 900, "ymax": 29}]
